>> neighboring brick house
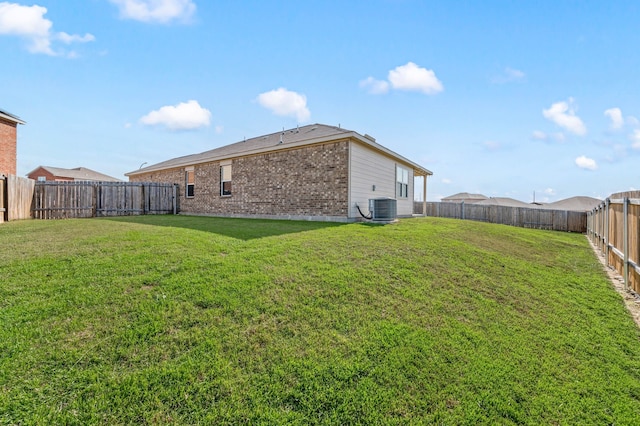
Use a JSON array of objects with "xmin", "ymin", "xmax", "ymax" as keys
[
  {"xmin": 26, "ymin": 166, "xmax": 121, "ymax": 182},
  {"xmin": 0, "ymin": 108, "xmax": 25, "ymax": 176},
  {"xmin": 126, "ymin": 124, "xmax": 432, "ymax": 222}
]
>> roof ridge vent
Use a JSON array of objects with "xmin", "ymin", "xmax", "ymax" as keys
[{"xmin": 364, "ymin": 134, "xmax": 376, "ymax": 142}]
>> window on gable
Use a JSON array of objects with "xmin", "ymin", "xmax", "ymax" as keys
[
  {"xmin": 185, "ymin": 168, "xmax": 195, "ymax": 198},
  {"xmin": 220, "ymin": 164, "xmax": 232, "ymax": 196},
  {"xmin": 396, "ymin": 166, "xmax": 409, "ymax": 198}
]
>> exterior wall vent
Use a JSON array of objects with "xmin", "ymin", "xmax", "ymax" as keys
[{"xmin": 368, "ymin": 197, "xmax": 397, "ymax": 222}]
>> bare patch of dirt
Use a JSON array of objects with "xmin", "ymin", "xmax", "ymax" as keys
[{"xmin": 587, "ymin": 236, "xmax": 640, "ymax": 329}]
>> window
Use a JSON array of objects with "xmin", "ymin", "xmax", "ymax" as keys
[
  {"xmin": 396, "ymin": 166, "xmax": 409, "ymax": 198},
  {"xmin": 220, "ymin": 164, "xmax": 231, "ymax": 196},
  {"xmin": 185, "ymin": 168, "xmax": 194, "ymax": 198},
  {"xmin": 37, "ymin": 176, "xmax": 46, "ymax": 182}
]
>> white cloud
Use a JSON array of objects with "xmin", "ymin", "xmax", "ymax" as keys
[
  {"xmin": 483, "ymin": 140, "xmax": 501, "ymax": 151},
  {"xmin": 604, "ymin": 107, "xmax": 624, "ymax": 130},
  {"xmin": 256, "ymin": 88, "xmax": 310, "ymax": 122},
  {"xmin": 631, "ymin": 129, "xmax": 640, "ymax": 150},
  {"xmin": 553, "ymin": 132, "xmax": 566, "ymax": 143},
  {"xmin": 627, "ymin": 116, "xmax": 640, "ymax": 127},
  {"xmin": 441, "ymin": 178, "xmax": 451, "ymax": 184},
  {"xmin": 110, "ymin": 0, "xmax": 196, "ymax": 24},
  {"xmin": 215, "ymin": 125, "xmax": 224, "ymax": 134},
  {"xmin": 542, "ymin": 98, "xmax": 587, "ymax": 136},
  {"xmin": 492, "ymin": 67, "xmax": 525, "ymax": 84},
  {"xmin": 388, "ymin": 62, "xmax": 444, "ymax": 95},
  {"xmin": 57, "ymin": 32, "xmax": 95, "ymax": 44},
  {"xmin": 0, "ymin": 2, "xmax": 94, "ymax": 55},
  {"xmin": 140, "ymin": 100, "xmax": 211, "ymax": 130},
  {"xmin": 575, "ymin": 155, "xmax": 597, "ymax": 170},
  {"xmin": 359, "ymin": 76, "xmax": 389, "ymax": 95},
  {"xmin": 531, "ymin": 130, "xmax": 565, "ymax": 143},
  {"xmin": 505, "ymin": 67, "xmax": 525, "ymax": 80},
  {"xmin": 531, "ymin": 130, "xmax": 548, "ymax": 141},
  {"xmin": 543, "ymin": 188, "xmax": 556, "ymax": 195},
  {"xmin": 0, "ymin": 2, "xmax": 52, "ymax": 54}
]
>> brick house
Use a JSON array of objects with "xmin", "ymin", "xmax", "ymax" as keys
[
  {"xmin": 126, "ymin": 124, "xmax": 432, "ymax": 222},
  {"xmin": 26, "ymin": 166, "xmax": 121, "ymax": 182},
  {"xmin": 0, "ymin": 108, "xmax": 25, "ymax": 176}
]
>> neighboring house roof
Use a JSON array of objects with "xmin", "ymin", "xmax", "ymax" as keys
[
  {"xmin": 545, "ymin": 196, "xmax": 602, "ymax": 212},
  {"xmin": 126, "ymin": 123, "xmax": 433, "ymax": 177},
  {"xmin": 27, "ymin": 166, "xmax": 121, "ymax": 182},
  {"xmin": 0, "ymin": 108, "xmax": 25, "ymax": 125},
  {"xmin": 441, "ymin": 192, "xmax": 488, "ymax": 203},
  {"xmin": 474, "ymin": 197, "xmax": 538, "ymax": 208}
]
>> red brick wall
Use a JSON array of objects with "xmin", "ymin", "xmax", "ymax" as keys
[
  {"xmin": 0, "ymin": 117, "xmax": 17, "ymax": 176},
  {"xmin": 130, "ymin": 141, "xmax": 350, "ymax": 220},
  {"xmin": 25, "ymin": 167, "xmax": 74, "ymax": 181}
]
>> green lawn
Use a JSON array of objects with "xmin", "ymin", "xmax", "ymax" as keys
[{"xmin": 1, "ymin": 216, "xmax": 639, "ymax": 424}]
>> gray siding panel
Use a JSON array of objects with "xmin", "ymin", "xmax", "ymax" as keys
[{"xmin": 349, "ymin": 142, "xmax": 414, "ymax": 218}]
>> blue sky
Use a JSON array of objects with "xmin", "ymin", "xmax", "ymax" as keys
[{"xmin": 2, "ymin": 0, "xmax": 639, "ymax": 202}]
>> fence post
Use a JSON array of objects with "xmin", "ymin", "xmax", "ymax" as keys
[
  {"xmin": 0, "ymin": 175, "xmax": 6, "ymax": 223},
  {"xmin": 92, "ymin": 183, "xmax": 98, "ymax": 217},
  {"xmin": 142, "ymin": 183, "xmax": 147, "ymax": 215},
  {"xmin": 173, "ymin": 184, "xmax": 178, "ymax": 215},
  {"xmin": 623, "ymin": 197, "xmax": 629, "ymax": 292},
  {"xmin": 461, "ymin": 201, "xmax": 465, "ymax": 220}
]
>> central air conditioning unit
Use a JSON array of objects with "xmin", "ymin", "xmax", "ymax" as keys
[{"xmin": 368, "ymin": 197, "xmax": 397, "ymax": 222}]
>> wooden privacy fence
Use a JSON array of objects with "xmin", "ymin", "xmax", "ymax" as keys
[
  {"xmin": 0, "ymin": 175, "xmax": 35, "ymax": 222},
  {"xmin": 587, "ymin": 191, "xmax": 640, "ymax": 294},
  {"xmin": 32, "ymin": 181, "xmax": 178, "ymax": 219},
  {"xmin": 415, "ymin": 201, "xmax": 587, "ymax": 233}
]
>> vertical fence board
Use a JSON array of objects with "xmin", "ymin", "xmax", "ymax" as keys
[{"xmin": 6, "ymin": 175, "xmax": 35, "ymax": 221}]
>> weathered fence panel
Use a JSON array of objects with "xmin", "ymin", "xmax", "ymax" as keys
[
  {"xmin": 415, "ymin": 201, "xmax": 587, "ymax": 233},
  {"xmin": 588, "ymin": 194, "xmax": 640, "ymax": 294},
  {"xmin": 2, "ymin": 175, "xmax": 35, "ymax": 221},
  {"xmin": 32, "ymin": 181, "xmax": 178, "ymax": 219}
]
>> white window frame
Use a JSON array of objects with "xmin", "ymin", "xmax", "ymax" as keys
[
  {"xmin": 220, "ymin": 163, "xmax": 232, "ymax": 196},
  {"xmin": 185, "ymin": 167, "xmax": 195, "ymax": 198},
  {"xmin": 396, "ymin": 166, "xmax": 409, "ymax": 198}
]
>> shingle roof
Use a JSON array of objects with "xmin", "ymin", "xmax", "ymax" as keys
[
  {"xmin": 0, "ymin": 108, "xmax": 25, "ymax": 125},
  {"xmin": 474, "ymin": 197, "xmax": 539, "ymax": 208},
  {"xmin": 441, "ymin": 192, "xmax": 488, "ymax": 202},
  {"xmin": 28, "ymin": 166, "xmax": 121, "ymax": 182},
  {"xmin": 126, "ymin": 123, "xmax": 432, "ymax": 177},
  {"xmin": 545, "ymin": 196, "xmax": 602, "ymax": 212}
]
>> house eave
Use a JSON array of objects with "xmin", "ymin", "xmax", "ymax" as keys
[{"xmin": 0, "ymin": 110, "xmax": 26, "ymax": 125}]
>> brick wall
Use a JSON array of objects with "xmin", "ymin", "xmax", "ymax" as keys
[
  {"xmin": 26, "ymin": 167, "xmax": 74, "ymax": 181},
  {"xmin": 130, "ymin": 141, "xmax": 350, "ymax": 219},
  {"xmin": 0, "ymin": 117, "xmax": 17, "ymax": 176}
]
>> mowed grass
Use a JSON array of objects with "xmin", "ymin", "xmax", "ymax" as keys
[{"xmin": 1, "ymin": 216, "xmax": 640, "ymax": 424}]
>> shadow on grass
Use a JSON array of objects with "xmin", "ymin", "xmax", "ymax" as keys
[{"xmin": 101, "ymin": 214, "xmax": 347, "ymax": 241}]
